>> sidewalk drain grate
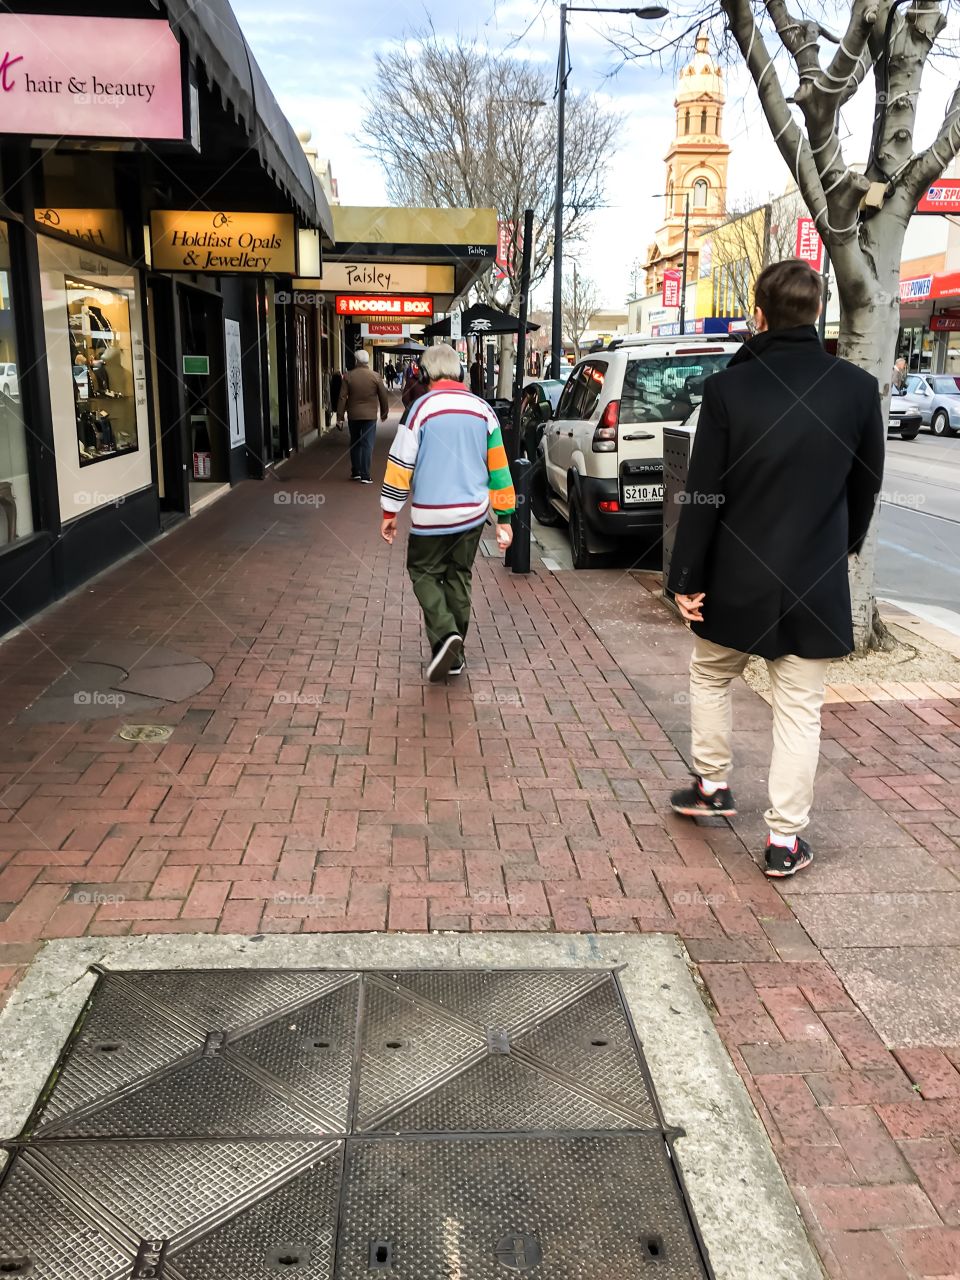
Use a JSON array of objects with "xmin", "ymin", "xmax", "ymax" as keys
[{"xmin": 0, "ymin": 967, "xmax": 710, "ymax": 1278}]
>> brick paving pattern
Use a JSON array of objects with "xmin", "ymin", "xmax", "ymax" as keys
[{"xmin": 0, "ymin": 419, "xmax": 959, "ymax": 1278}]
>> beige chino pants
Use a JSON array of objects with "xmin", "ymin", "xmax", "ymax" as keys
[{"xmin": 688, "ymin": 635, "xmax": 831, "ymax": 837}]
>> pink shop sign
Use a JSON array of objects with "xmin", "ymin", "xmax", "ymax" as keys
[{"xmin": 0, "ymin": 15, "xmax": 184, "ymax": 141}]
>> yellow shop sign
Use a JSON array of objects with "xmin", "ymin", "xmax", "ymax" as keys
[
  {"xmin": 149, "ymin": 211, "xmax": 296, "ymax": 274},
  {"xmin": 35, "ymin": 207, "xmax": 125, "ymax": 254}
]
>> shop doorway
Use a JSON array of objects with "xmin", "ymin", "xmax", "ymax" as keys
[
  {"xmin": 293, "ymin": 304, "xmax": 318, "ymax": 445},
  {"xmin": 145, "ymin": 281, "xmax": 186, "ymax": 521},
  {"xmin": 179, "ymin": 287, "xmax": 228, "ymax": 505}
]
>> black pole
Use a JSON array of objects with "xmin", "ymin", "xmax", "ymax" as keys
[
  {"xmin": 512, "ymin": 208, "xmax": 535, "ymax": 457},
  {"xmin": 818, "ymin": 250, "xmax": 830, "ymax": 343},
  {"xmin": 679, "ymin": 192, "xmax": 690, "ymax": 334},
  {"xmin": 551, "ymin": 4, "xmax": 567, "ymax": 380}
]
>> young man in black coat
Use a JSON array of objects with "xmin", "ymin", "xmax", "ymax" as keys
[{"xmin": 667, "ymin": 259, "xmax": 884, "ymax": 878}]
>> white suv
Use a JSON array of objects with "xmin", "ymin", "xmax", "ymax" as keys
[{"xmin": 530, "ymin": 335, "xmax": 740, "ymax": 567}]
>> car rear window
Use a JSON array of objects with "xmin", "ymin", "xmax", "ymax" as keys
[{"xmin": 620, "ymin": 353, "xmax": 734, "ymax": 423}]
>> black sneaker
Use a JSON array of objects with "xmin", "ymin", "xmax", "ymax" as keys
[
  {"xmin": 670, "ymin": 777, "xmax": 737, "ymax": 818},
  {"xmin": 764, "ymin": 836, "xmax": 813, "ymax": 878},
  {"xmin": 360, "ymin": 477, "xmax": 373, "ymax": 485},
  {"xmin": 427, "ymin": 633, "xmax": 463, "ymax": 682},
  {"xmin": 448, "ymin": 656, "xmax": 465, "ymax": 676}
]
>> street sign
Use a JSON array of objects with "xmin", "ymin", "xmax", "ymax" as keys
[
  {"xmin": 917, "ymin": 179, "xmax": 960, "ymax": 214},
  {"xmin": 662, "ymin": 269, "xmax": 682, "ymax": 309},
  {"xmin": 795, "ymin": 217, "xmax": 824, "ymax": 270}
]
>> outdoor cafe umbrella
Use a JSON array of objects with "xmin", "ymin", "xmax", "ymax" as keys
[
  {"xmin": 373, "ymin": 339, "xmax": 427, "ymax": 355},
  {"xmin": 422, "ymin": 303, "xmax": 540, "ymax": 338}
]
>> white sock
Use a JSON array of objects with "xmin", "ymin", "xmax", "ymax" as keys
[
  {"xmin": 768, "ymin": 831, "xmax": 798, "ymax": 849},
  {"xmin": 699, "ymin": 777, "xmax": 727, "ymax": 795}
]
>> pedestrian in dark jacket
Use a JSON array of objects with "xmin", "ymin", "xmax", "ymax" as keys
[
  {"xmin": 337, "ymin": 352, "xmax": 389, "ymax": 483},
  {"xmin": 667, "ymin": 258, "xmax": 884, "ymax": 878}
]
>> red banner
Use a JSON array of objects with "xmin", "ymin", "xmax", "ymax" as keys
[
  {"xmin": 795, "ymin": 217, "xmax": 824, "ymax": 270},
  {"xmin": 335, "ymin": 295, "xmax": 433, "ymax": 318},
  {"xmin": 662, "ymin": 269, "xmax": 682, "ymax": 309},
  {"xmin": 918, "ymin": 179, "xmax": 960, "ymax": 214},
  {"xmin": 930, "ymin": 314, "xmax": 960, "ymax": 331},
  {"xmin": 367, "ymin": 322, "xmax": 403, "ymax": 336},
  {"xmin": 493, "ymin": 220, "xmax": 519, "ymax": 281}
]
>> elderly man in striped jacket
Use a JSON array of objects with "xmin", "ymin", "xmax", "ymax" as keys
[{"xmin": 380, "ymin": 343, "xmax": 515, "ymax": 681}]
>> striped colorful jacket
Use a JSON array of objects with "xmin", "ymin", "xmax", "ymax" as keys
[{"xmin": 380, "ymin": 380, "xmax": 516, "ymax": 536}]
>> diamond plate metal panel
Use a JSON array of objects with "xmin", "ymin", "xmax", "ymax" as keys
[
  {"xmin": 378, "ymin": 1054, "xmax": 644, "ymax": 1133},
  {"xmin": 335, "ymin": 1136, "xmax": 708, "ymax": 1278},
  {"xmin": 356, "ymin": 980, "xmax": 483, "ymax": 1130},
  {"xmin": 39, "ymin": 1140, "xmax": 328, "ymax": 1245},
  {"xmin": 385, "ymin": 970, "xmax": 601, "ymax": 1035},
  {"xmin": 123, "ymin": 970, "xmax": 352, "ymax": 1034},
  {"xmin": 229, "ymin": 982, "xmax": 359, "ymax": 1131},
  {"xmin": 515, "ymin": 976, "xmax": 658, "ymax": 1118},
  {"xmin": 0, "ymin": 1155, "xmax": 132, "ymax": 1280},
  {"xmin": 171, "ymin": 1146, "xmax": 341, "ymax": 1280},
  {"xmin": 55, "ymin": 1057, "xmax": 328, "ymax": 1139},
  {"xmin": 33, "ymin": 974, "xmax": 205, "ymax": 1130}
]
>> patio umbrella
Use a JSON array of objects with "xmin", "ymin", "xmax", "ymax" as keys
[
  {"xmin": 423, "ymin": 303, "xmax": 540, "ymax": 338},
  {"xmin": 373, "ymin": 339, "xmax": 427, "ymax": 355}
]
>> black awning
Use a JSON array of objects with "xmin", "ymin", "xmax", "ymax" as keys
[
  {"xmin": 151, "ymin": 0, "xmax": 333, "ymax": 235},
  {"xmin": 423, "ymin": 303, "xmax": 540, "ymax": 338}
]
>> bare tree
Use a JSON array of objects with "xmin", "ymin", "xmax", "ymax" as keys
[
  {"xmin": 561, "ymin": 266, "xmax": 602, "ymax": 358},
  {"xmin": 707, "ymin": 193, "xmax": 803, "ymax": 316},
  {"xmin": 360, "ymin": 27, "xmax": 620, "ymax": 392},
  {"xmin": 615, "ymin": 4, "xmax": 960, "ymax": 651}
]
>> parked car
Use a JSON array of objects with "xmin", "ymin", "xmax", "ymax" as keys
[
  {"xmin": 530, "ymin": 336, "xmax": 740, "ymax": 568},
  {"xmin": 0, "ymin": 364, "xmax": 17, "ymax": 398},
  {"xmin": 899, "ymin": 373, "xmax": 960, "ymax": 436},
  {"xmin": 887, "ymin": 397, "xmax": 922, "ymax": 439}
]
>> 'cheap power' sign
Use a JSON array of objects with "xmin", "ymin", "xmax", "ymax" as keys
[
  {"xmin": 335, "ymin": 295, "xmax": 433, "ymax": 318},
  {"xmin": 918, "ymin": 180, "xmax": 960, "ymax": 214},
  {"xmin": 795, "ymin": 217, "xmax": 824, "ymax": 270}
]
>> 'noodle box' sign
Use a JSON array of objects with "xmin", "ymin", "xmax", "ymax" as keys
[{"xmin": 0, "ymin": 15, "xmax": 184, "ymax": 140}]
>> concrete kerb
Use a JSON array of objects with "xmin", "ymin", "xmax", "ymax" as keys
[{"xmin": 0, "ymin": 930, "xmax": 824, "ymax": 1280}]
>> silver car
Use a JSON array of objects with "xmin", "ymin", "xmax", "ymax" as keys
[{"xmin": 900, "ymin": 373, "xmax": 960, "ymax": 436}]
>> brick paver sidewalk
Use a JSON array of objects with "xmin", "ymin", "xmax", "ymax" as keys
[{"xmin": 1, "ymin": 417, "xmax": 958, "ymax": 1278}]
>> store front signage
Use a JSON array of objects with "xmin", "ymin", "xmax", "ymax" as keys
[
  {"xmin": 900, "ymin": 275, "xmax": 933, "ymax": 302},
  {"xmin": 335, "ymin": 295, "xmax": 433, "ymax": 319},
  {"xmin": 795, "ymin": 217, "xmax": 825, "ymax": 271},
  {"xmin": 0, "ymin": 15, "xmax": 183, "ymax": 140},
  {"xmin": 361, "ymin": 322, "xmax": 407, "ymax": 337},
  {"xmin": 918, "ymin": 180, "xmax": 960, "ymax": 214},
  {"xmin": 930, "ymin": 314, "xmax": 960, "ymax": 331},
  {"xmin": 35, "ymin": 208, "xmax": 124, "ymax": 254},
  {"xmin": 150, "ymin": 212, "xmax": 297, "ymax": 274},
  {"xmin": 317, "ymin": 263, "xmax": 454, "ymax": 294},
  {"xmin": 182, "ymin": 355, "xmax": 209, "ymax": 376}
]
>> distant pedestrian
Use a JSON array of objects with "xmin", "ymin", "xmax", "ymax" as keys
[
  {"xmin": 380, "ymin": 343, "xmax": 515, "ymax": 681},
  {"xmin": 336, "ymin": 351, "xmax": 388, "ymax": 483},
  {"xmin": 401, "ymin": 361, "xmax": 430, "ymax": 411},
  {"xmin": 892, "ymin": 356, "xmax": 907, "ymax": 390},
  {"xmin": 470, "ymin": 356, "xmax": 483, "ymax": 395},
  {"xmin": 329, "ymin": 369, "xmax": 344, "ymax": 429},
  {"xmin": 667, "ymin": 259, "xmax": 883, "ymax": 878},
  {"xmin": 384, "ymin": 361, "xmax": 396, "ymax": 389}
]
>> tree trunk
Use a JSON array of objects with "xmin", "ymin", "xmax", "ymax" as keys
[
  {"xmin": 497, "ymin": 334, "xmax": 514, "ymax": 398},
  {"xmin": 833, "ymin": 249, "xmax": 900, "ymax": 653}
]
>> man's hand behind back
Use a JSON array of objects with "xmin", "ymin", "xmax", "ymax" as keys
[{"xmin": 675, "ymin": 592, "xmax": 705, "ymax": 622}]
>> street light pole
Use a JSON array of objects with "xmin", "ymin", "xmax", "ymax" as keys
[
  {"xmin": 679, "ymin": 192, "xmax": 690, "ymax": 334},
  {"xmin": 550, "ymin": 3, "xmax": 568, "ymax": 381},
  {"xmin": 551, "ymin": 4, "xmax": 669, "ymax": 379}
]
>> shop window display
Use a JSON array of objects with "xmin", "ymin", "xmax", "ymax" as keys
[
  {"xmin": 67, "ymin": 277, "xmax": 139, "ymax": 466},
  {"xmin": 0, "ymin": 224, "xmax": 34, "ymax": 547}
]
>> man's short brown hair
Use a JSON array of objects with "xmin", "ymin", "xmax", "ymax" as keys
[{"xmin": 754, "ymin": 258, "xmax": 823, "ymax": 330}]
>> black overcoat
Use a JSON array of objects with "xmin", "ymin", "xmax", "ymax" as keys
[{"xmin": 666, "ymin": 326, "xmax": 884, "ymax": 659}]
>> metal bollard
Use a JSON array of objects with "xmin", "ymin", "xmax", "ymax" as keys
[{"xmin": 510, "ymin": 457, "xmax": 532, "ymax": 575}]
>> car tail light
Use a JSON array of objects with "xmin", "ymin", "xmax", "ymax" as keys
[
  {"xmin": 592, "ymin": 399, "xmax": 619, "ymax": 451},
  {"xmin": 598, "ymin": 499, "xmax": 620, "ymax": 513}
]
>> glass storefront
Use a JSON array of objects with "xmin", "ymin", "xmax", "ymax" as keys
[
  {"xmin": 0, "ymin": 222, "xmax": 35, "ymax": 547},
  {"xmin": 67, "ymin": 276, "xmax": 140, "ymax": 465}
]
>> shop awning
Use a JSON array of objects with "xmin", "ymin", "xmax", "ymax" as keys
[{"xmin": 149, "ymin": 0, "xmax": 333, "ymax": 236}]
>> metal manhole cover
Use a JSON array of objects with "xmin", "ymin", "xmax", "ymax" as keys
[
  {"xmin": 117, "ymin": 724, "xmax": 174, "ymax": 742},
  {"xmin": 0, "ymin": 968, "xmax": 709, "ymax": 1278}
]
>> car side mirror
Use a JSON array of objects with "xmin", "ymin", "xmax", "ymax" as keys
[{"xmin": 537, "ymin": 391, "xmax": 553, "ymax": 420}]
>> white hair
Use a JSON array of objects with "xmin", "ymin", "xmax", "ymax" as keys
[
  {"xmin": 421, "ymin": 343, "xmax": 462, "ymax": 382},
  {"xmin": 354, "ymin": 350, "xmax": 370, "ymax": 366}
]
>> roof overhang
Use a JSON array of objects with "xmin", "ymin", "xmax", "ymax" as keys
[{"xmin": 310, "ymin": 206, "xmax": 498, "ymax": 311}]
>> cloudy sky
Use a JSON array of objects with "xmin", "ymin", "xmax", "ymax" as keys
[{"xmin": 231, "ymin": 0, "xmax": 959, "ymax": 309}]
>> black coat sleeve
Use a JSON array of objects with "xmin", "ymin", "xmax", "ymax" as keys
[
  {"xmin": 666, "ymin": 378, "xmax": 729, "ymax": 596},
  {"xmin": 847, "ymin": 385, "xmax": 884, "ymax": 555}
]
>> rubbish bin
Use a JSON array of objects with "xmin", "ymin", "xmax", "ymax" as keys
[
  {"xmin": 662, "ymin": 423, "xmax": 697, "ymax": 607},
  {"xmin": 484, "ymin": 397, "xmax": 517, "ymax": 461}
]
